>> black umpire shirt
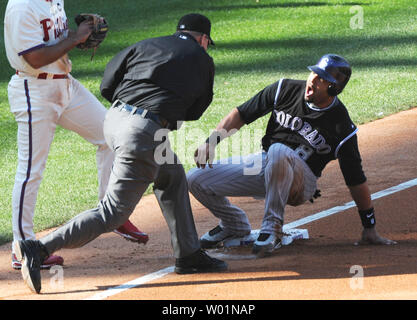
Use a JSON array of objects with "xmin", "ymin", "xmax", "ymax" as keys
[
  {"xmin": 237, "ymin": 79, "xmax": 367, "ymax": 187},
  {"xmin": 100, "ymin": 32, "xmax": 215, "ymax": 128}
]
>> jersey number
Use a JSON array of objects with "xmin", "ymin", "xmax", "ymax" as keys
[{"xmin": 294, "ymin": 145, "xmax": 313, "ymax": 161}]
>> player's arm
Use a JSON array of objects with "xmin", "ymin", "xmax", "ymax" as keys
[
  {"xmin": 348, "ymin": 181, "xmax": 372, "ymax": 210},
  {"xmin": 22, "ymin": 20, "xmax": 93, "ymax": 69},
  {"xmin": 348, "ymin": 182, "xmax": 397, "ymax": 245},
  {"xmin": 194, "ymin": 81, "xmax": 277, "ymax": 168},
  {"xmin": 338, "ymin": 136, "xmax": 396, "ymax": 245},
  {"xmin": 213, "ymin": 107, "xmax": 246, "ymax": 137},
  {"xmin": 212, "ymin": 107, "xmax": 247, "ymax": 142},
  {"xmin": 194, "ymin": 108, "xmax": 245, "ymax": 168}
]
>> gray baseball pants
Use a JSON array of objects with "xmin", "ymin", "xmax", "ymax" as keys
[
  {"xmin": 187, "ymin": 143, "xmax": 317, "ymax": 235},
  {"xmin": 40, "ymin": 106, "xmax": 200, "ymax": 259}
]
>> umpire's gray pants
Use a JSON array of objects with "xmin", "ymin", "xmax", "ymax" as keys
[
  {"xmin": 187, "ymin": 143, "xmax": 317, "ymax": 235},
  {"xmin": 40, "ymin": 107, "xmax": 200, "ymax": 258}
]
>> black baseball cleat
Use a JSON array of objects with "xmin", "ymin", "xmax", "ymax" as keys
[
  {"xmin": 13, "ymin": 240, "xmax": 48, "ymax": 294},
  {"xmin": 175, "ymin": 249, "xmax": 228, "ymax": 274}
]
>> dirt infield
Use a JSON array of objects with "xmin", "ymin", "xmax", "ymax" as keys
[{"xmin": 0, "ymin": 108, "xmax": 416, "ymax": 300}]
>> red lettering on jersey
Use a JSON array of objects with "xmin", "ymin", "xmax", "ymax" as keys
[
  {"xmin": 40, "ymin": 19, "xmax": 52, "ymax": 42},
  {"xmin": 54, "ymin": 16, "xmax": 68, "ymax": 39}
]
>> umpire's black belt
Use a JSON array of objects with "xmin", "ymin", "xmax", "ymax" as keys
[{"xmin": 112, "ymin": 100, "xmax": 170, "ymax": 128}]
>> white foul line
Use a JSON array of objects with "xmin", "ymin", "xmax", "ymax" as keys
[
  {"xmin": 85, "ymin": 177, "xmax": 417, "ymax": 300},
  {"xmin": 85, "ymin": 266, "xmax": 175, "ymax": 300},
  {"xmin": 285, "ymin": 177, "xmax": 417, "ymax": 229}
]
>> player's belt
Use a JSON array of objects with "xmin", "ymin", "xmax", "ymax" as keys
[
  {"xmin": 37, "ymin": 73, "xmax": 68, "ymax": 79},
  {"xmin": 112, "ymin": 100, "xmax": 170, "ymax": 128},
  {"xmin": 15, "ymin": 71, "xmax": 68, "ymax": 79}
]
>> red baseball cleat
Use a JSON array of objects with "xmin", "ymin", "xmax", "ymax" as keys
[
  {"xmin": 114, "ymin": 220, "xmax": 149, "ymax": 244},
  {"xmin": 12, "ymin": 253, "xmax": 64, "ymax": 270}
]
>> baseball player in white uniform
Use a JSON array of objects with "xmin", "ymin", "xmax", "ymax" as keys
[{"xmin": 4, "ymin": 0, "xmax": 148, "ymax": 270}]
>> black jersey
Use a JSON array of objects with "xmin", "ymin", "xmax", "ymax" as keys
[
  {"xmin": 237, "ymin": 79, "xmax": 366, "ymax": 186},
  {"xmin": 100, "ymin": 32, "xmax": 214, "ymax": 127}
]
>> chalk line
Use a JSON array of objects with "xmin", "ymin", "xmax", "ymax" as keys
[
  {"xmin": 85, "ymin": 266, "xmax": 174, "ymax": 300},
  {"xmin": 86, "ymin": 177, "xmax": 417, "ymax": 300}
]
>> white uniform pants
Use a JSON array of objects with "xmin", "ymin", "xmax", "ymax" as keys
[
  {"xmin": 8, "ymin": 74, "xmax": 113, "ymax": 242},
  {"xmin": 187, "ymin": 143, "xmax": 317, "ymax": 235}
]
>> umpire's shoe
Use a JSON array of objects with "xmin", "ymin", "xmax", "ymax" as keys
[
  {"xmin": 175, "ymin": 249, "xmax": 228, "ymax": 274},
  {"xmin": 13, "ymin": 240, "xmax": 48, "ymax": 294}
]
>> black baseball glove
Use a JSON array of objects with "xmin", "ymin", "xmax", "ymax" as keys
[{"xmin": 75, "ymin": 13, "xmax": 108, "ymax": 58}]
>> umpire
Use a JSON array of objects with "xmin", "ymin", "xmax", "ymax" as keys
[{"xmin": 13, "ymin": 13, "xmax": 227, "ymax": 294}]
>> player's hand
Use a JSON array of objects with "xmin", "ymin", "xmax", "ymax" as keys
[
  {"xmin": 194, "ymin": 143, "xmax": 215, "ymax": 169},
  {"xmin": 72, "ymin": 20, "xmax": 94, "ymax": 45},
  {"xmin": 354, "ymin": 227, "xmax": 397, "ymax": 246}
]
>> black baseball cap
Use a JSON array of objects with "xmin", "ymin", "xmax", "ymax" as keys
[{"xmin": 177, "ymin": 13, "xmax": 215, "ymax": 45}]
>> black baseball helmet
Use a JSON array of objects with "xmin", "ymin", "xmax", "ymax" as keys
[{"xmin": 308, "ymin": 54, "xmax": 352, "ymax": 96}]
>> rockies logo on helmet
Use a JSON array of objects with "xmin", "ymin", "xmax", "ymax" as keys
[{"xmin": 308, "ymin": 54, "xmax": 352, "ymax": 96}]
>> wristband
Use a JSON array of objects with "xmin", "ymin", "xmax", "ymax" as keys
[{"xmin": 358, "ymin": 207, "xmax": 376, "ymax": 228}]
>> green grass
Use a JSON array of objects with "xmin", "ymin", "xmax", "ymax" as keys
[{"xmin": 0, "ymin": 0, "xmax": 416, "ymax": 245}]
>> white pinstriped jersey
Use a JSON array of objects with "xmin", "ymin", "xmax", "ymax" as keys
[{"xmin": 4, "ymin": 0, "xmax": 71, "ymax": 75}]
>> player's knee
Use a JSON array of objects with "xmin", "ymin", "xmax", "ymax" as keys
[
  {"xmin": 186, "ymin": 167, "xmax": 208, "ymax": 195},
  {"xmin": 186, "ymin": 168, "xmax": 199, "ymax": 193},
  {"xmin": 265, "ymin": 146, "xmax": 296, "ymax": 179},
  {"xmin": 99, "ymin": 199, "xmax": 135, "ymax": 231},
  {"xmin": 18, "ymin": 170, "xmax": 43, "ymax": 185},
  {"xmin": 268, "ymin": 143, "xmax": 288, "ymax": 156},
  {"xmin": 267, "ymin": 143, "xmax": 292, "ymax": 166}
]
